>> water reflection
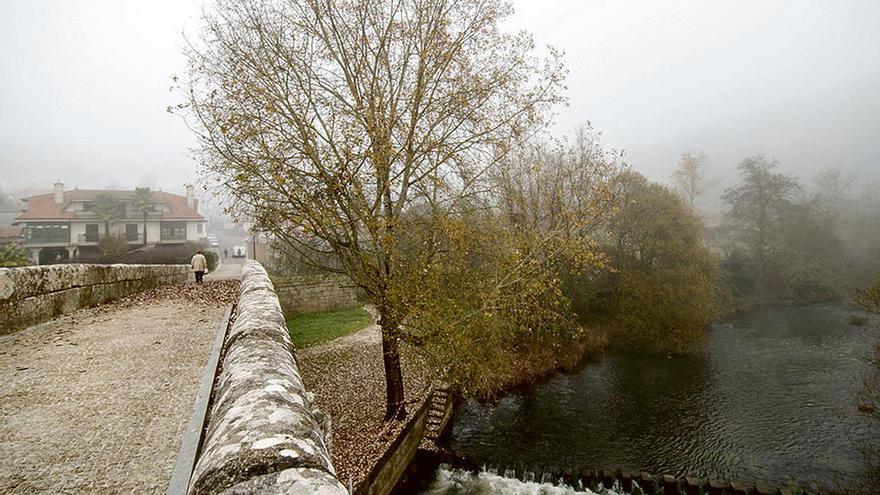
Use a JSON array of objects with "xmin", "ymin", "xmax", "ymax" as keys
[{"xmin": 449, "ymin": 304, "xmax": 879, "ymax": 489}]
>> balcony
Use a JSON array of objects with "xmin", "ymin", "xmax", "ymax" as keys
[{"xmin": 75, "ymin": 233, "xmax": 145, "ymax": 244}]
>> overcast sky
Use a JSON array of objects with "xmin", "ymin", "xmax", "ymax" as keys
[{"xmin": 1, "ymin": 0, "xmax": 878, "ymax": 197}]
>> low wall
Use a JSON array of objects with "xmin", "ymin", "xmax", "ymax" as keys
[
  {"xmin": 355, "ymin": 385, "xmax": 454, "ymax": 495},
  {"xmin": 187, "ymin": 260, "xmax": 347, "ymax": 495},
  {"xmin": 0, "ymin": 263, "xmax": 189, "ymax": 335},
  {"xmin": 275, "ymin": 274, "xmax": 358, "ymax": 314}
]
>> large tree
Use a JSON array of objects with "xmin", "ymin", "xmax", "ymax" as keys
[{"xmin": 180, "ymin": 0, "xmax": 565, "ymax": 419}]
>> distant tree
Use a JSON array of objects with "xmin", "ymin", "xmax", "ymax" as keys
[
  {"xmin": 92, "ymin": 193, "xmax": 121, "ymax": 239},
  {"xmin": 132, "ymin": 187, "xmax": 152, "ymax": 246},
  {"xmin": 722, "ymin": 155, "xmax": 800, "ymax": 298},
  {"xmin": 180, "ymin": 0, "xmax": 566, "ymax": 420},
  {"xmin": 600, "ymin": 171, "xmax": 717, "ymax": 353},
  {"xmin": 720, "ymin": 156, "xmax": 847, "ymax": 303},
  {"xmin": 671, "ymin": 151, "xmax": 711, "ymax": 212},
  {"xmin": 814, "ymin": 168, "xmax": 852, "ymax": 219},
  {"xmin": 774, "ymin": 196, "xmax": 846, "ymax": 300}
]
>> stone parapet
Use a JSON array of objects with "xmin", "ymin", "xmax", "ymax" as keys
[
  {"xmin": 187, "ymin": 260, "xmax": 347, "ymax": 495},
  {"xmin": 274, "ymin": 274, "xmax": 359, "ymax": 314},
  {"xmin": 0, "ymin": 263, "xmax": 189, "ymax": 335}
]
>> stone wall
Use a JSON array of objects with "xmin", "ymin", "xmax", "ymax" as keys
[
  {"xmin": 187, "ymin": 260, "xmax": 347, "ymax": 495},
  {"xmin": 355, "ymin": 385, "xmax": 454, "ymax": 495},
  {"xmin": 275, "ymin": 274, "xmax": 359, "ymax": 314},
  {"xmin": 0, "ymin": 263, "xmax": 189, "ymax": 335}
]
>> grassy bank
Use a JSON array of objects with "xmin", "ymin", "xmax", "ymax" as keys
[{"xmin": 286, "ymin": 306, "xmax": 373, "ymax": 348}]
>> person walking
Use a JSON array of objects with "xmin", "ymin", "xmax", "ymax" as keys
[
  {"xmin": 223, "ymin": 248, "xmax": 228, "ymax": 259},
  {"xmin": 191, "ymin": 250, "xmax": 208, "ymax": 284}
]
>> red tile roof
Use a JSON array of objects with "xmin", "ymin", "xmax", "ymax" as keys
[
  {"xmin": 14, "ymin": 193, "xmax": 74, "ymax": 220},
  {"xmin": 14, "ymin": 190, "xmax": 204, "ymax": 221},
  {"xmin": 162, "ymin": 192, "xmax": 204, "ymax": 220}
]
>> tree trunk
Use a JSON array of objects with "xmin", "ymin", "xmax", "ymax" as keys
[
  {"xmin": 379, "ymin": 318, "xmax": 406, "ymax": 421},
  {"xmin": 142, "ymin": 213, "xmax": 148, "ymax": 246}
]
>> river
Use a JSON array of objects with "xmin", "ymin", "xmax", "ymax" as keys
[{"xmin": 421, "ymin": 303, "xmax": 879, "ymax": 493}]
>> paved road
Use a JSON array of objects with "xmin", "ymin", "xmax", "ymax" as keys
[
  {"xmin": 0, "ymin": 295, "xmax": 227, "ymax": 494},
  {"xmin": 205, "ymin": 259, "xmax": 243, "ymax": 281}
]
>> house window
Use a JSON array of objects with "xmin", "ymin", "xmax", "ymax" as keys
[
  {"xmin": 160, "ymin": 221, "xmax": 187, "ymax": 241},
  {"xmin": 85, "ymin": 224, "xmax": 99, "ymax": 242},
  {"xmin": 26, "ymin": 223, "xmax": 69, "ymax": 243},
  {"xmin": 125, "ymin": 224, "xmax": 139, "ymax": 241},
  {"xmin": 197, "ymin": 223, "xmax": 203, "ymax": 233}
]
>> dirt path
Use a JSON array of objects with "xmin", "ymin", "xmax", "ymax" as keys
[{"xmin": 0, "ymin": 288, "xmax": 231, "ymax": 494}]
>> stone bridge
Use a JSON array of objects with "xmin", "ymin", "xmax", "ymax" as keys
[{"xmin": 0, "ymin": 260, "xmax": 348, "ymax": 494}]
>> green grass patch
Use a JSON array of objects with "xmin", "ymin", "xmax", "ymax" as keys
[{"xmin": 286, "ymin": 306, "xmax": 373, "ymax": 347}]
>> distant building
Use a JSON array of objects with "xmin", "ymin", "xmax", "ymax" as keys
[{"xmin": 13, "ymin": 182, "xmax": 207, "ymax": 265}]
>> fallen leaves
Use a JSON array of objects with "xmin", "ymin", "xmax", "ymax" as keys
[
  {"xmin": 298, "ymin": 327, "xmax": 433, "ymax": 488},
  {"xmin": 111, "ymin": 281, "xmax": 240, "ymax": 309}
]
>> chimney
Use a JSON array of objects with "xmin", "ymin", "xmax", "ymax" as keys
[
  {"xmin": 53, "ymin": 181, "xmax": 64, "ymax": 204},
  {"xmin": 186, "ymin": 184, "xmax": 195, "ymax": 210}
]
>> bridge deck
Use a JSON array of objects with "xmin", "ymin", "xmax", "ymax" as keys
[{"xmin": 0, "ymin": 290, "xmax": 229, "ymax": 494}]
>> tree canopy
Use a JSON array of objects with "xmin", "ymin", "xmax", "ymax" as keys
[{"xmin": 181, "ymin": 0, "xmax": 573, "ymax": 419}]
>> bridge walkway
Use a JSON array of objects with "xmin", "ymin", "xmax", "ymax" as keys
[
  {"xmin": 0, "ymin": 284, "xmax": 234, "ymax": 494},
  {"xmin": 204, "ymin": 259, "xmax": 243, "ymax": 281}
]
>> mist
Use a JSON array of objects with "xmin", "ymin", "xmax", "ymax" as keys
[
  {"xmin": 3, "ymin": 1, "xmax": 880, "ymax": 493},
  {"xmin": 2, "ymin": 0, "xmax": 879, "ymax": 198}
]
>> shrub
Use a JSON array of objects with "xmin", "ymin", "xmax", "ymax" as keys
[
  {"xmin": 98, "ymin": 235, "xmax": 130, "ymax": 260},
  {"xmin": 0, "ymin": 242, "xmax": 30, "ymax": 267},
  {"xmin": 849, "ymin": 314, "xmax": 870, "ymax": 327}
]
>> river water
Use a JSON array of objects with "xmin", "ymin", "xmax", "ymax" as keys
[{"xmin": 422, "ymin": 303, "xmax": 878, "ymax": 492}]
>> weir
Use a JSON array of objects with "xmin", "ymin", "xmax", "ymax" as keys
[{"xmin": 420, "ymin": 453, "xmax": 817, "ymax": 495}]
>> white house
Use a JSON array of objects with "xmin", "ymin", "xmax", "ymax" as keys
[{"xmin": 14, "ymin": 182, "xmax": 207, "ymax": 265}]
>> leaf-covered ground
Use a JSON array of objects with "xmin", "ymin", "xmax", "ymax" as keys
[{"xmin": 296, "ymin": 320, "xmax": 433, "ymax": 488}]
